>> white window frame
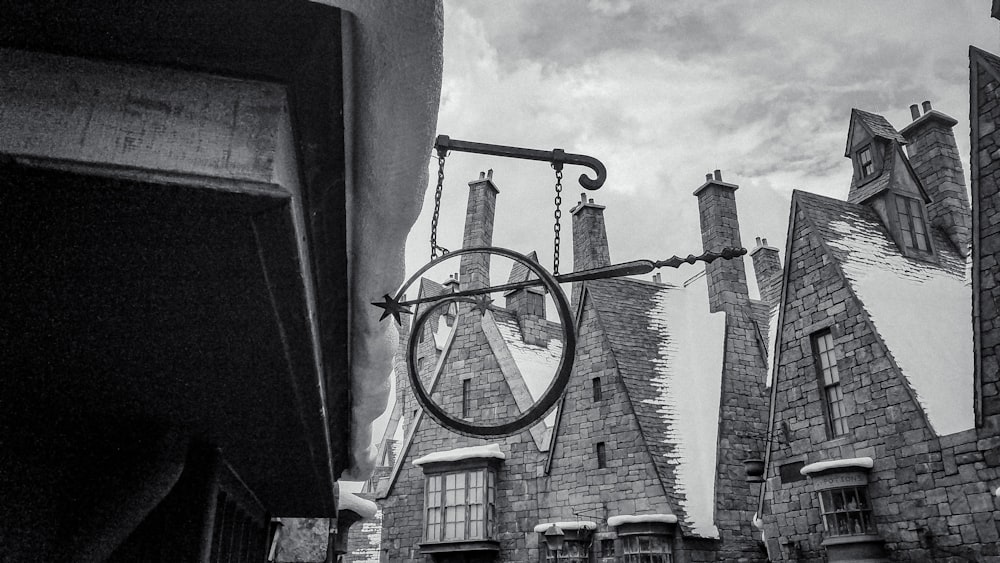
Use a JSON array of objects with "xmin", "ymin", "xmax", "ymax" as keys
[{"xmin": 423, "ymin": 467, "xmax": 496, "ymax": 543}]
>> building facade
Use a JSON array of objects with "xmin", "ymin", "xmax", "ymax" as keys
[
  {"xmin": 757, "ymin": 45, "xmax": 1000, "ymax": 563},
  {"xmin": 376, "ymin": 169, "xmax": 772, "ymax": 562}
]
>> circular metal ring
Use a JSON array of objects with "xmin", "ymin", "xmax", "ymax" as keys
[{"xmin": 401, "ymin": 246, "xmax": 575, "ymax": 437}]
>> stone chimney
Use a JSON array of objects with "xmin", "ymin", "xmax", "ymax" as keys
[
  {"xmin": 460, "ymin": 170, "xmax": 499, "ymax": 290},
  {"xmin": 504, "ymin": 251, "xmax": 547, "ymax": 345},
  {"xmin": 750, "ymin": 236, "xmax": 782, "ymax": 310},
  {"xmin": 900, "ymin": 101, "xmax": 971, "ymax": 255},
  {"xmin": 504, "ymin": 251, "xmax": 545, "ymax": 317},
  {"xmin": 571, "ymin": 193, "xmax": 611, "ymax": 271},
  {"xmin": 570, "ymin": 193, "xmax": 611, "ymax": 306},
  {"xmin": 694, "ymin": 170, "xmax": 749, "ymax": 313}
]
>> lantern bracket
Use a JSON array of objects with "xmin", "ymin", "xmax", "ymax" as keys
[{"xmin": 435, "ymin": 135, "xmax": 607, "ymax": 191}]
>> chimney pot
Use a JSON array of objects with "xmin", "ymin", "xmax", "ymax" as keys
[
  {"xmin": 580, "ymin": 193, "xmax": 587, "ymax": 205},
  {"xmin": 910, "ymin": 104, "xmax": 920, "ymax": 120},
  {"xmin": 762, "ymin": 238, "xmax": 768, "ymax": 246},
  {"xmin": 653, "ymin": 273, "xmax": 662, "ymax": 284},
  {"xmin": 706, "ymin": 173, "xmax": 713, "ymax": 181},
  {"xmin": 714, "ymin": 169, "xmax": 722, "ymax": 181},
  {"xmin": 922, "ymin": 100, "xmax": 932, "ymax": 113},
  {"xmin": 487, "ymin": 169, "xmax": 493, "ymax": 180},
  {"xmin": 479, "ymin": 171, "xmax": 485, "ymax": 179},
  {"xmin": 755, "ymin": 236, "xmax": 762, "ymax": 247},
  {"xmin": 589, "ymin": 198, "xmax": 594, "ymax": 203}
]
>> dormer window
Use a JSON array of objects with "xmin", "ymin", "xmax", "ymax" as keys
[
  {"xmin": 857, "ymin": 145, "xmax": 874, "ymax": 178},
  {"xmin": 894, "ymin": 195, "xmax": 931, "ymax": 252}
]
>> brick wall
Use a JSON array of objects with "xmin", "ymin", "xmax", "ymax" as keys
[{"xmin": 763, "ymin": 202, "xmax": 1000, "ymax": 561}]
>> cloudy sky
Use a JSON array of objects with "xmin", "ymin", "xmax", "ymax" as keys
[
  {"xmin": 355, "ymin": 1, "xmax": 998, "ymax": 487},
  {"xmin": 404, "ymin": 0, "xmax": 997, "ymax": 291}
]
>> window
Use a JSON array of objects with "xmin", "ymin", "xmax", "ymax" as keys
[
  {"xmin": 895, "ymin": 195, "xmax": 931, "ymax": 252},
  {"xmin": 599, "ymin": 538, "xmax": 615, "ymax": 559},
  {"xmin": 592, "ymin": 377, "xmax": 602, "ymax": 402},
  {"xmin": 424, "ymin": 469, "xmax": 495, "ymax": 543},
  {"xmin": 541, "ymin": 540, "xmax": 590, "ymax": 562},
  {"xmin": 818, "ymin": 486, "xmax": 876, "ymax": 537},
  {"xmin": 812, "ymin": 331, "xmax": 848, "ymax": 437},
  {"xmin": 857, "ymin": 145, "xmax": 874, "ymax": 177},
  {"xmin": 462, "ymin": 379, "xmax": 471, "ymax": 418},
  {"xmin": 622, "ymin": 535, "xmax": 673, "ymax": 562},
  {"xmin": 596, "ymin": 442, "xmax": 607, "ymax": 469}
]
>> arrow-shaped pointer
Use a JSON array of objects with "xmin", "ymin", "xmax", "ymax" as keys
[{"xmin": 373, "ymin": 247, "xmax": 746, "ymax": 322}]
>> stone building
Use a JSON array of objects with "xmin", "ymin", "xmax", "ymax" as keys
[
  {"xmin": 755, "ymin": 46, "xmax": 1000, "ymax": 562},
  {"xmin": 375, "ymin": 169, "xmax": 772, "ymax": 562}
]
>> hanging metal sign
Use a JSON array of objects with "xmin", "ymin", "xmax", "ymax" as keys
[{"xmin": 373, "ymin": 135, "xmax": 746, "ymax": 437}]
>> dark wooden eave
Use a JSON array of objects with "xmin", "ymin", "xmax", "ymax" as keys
[{"xmin": 0, "ymin": 0, "xmax": 349, "ymax": 516}]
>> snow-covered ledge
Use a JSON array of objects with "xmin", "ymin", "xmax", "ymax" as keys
[
  {"xmin": 413, "ymin": 444, "xmax": 505, "ymax": 467},
  {"xmin": 312, "ymin": 0, "xmax": 444, "ymax": 481},
  {"xmin": 800, "ymin": 457, "xmax": 874, "ymax": 476},
  {"xmin": 338, "ymin": 490, "xmax": 377, "ymax": 519},
  {"xmin": 532, "ymin": 521, "xmax": 597, "ymax": 533},
  {"xmin": 607, "ymin": 514, "xmax": 678, "ymax": 527}
]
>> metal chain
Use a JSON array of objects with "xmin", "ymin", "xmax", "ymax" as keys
[
  {"xmin": 430, "ymin": 155, "xmax": 446, "ymax": 260},
  {"xmin": 553, "ymin": 167, "xmax": 563, "ymax": 275}
]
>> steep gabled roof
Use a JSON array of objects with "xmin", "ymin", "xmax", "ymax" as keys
[
  {"xmin": 504, "ymin": 250, "xmax": 543, "ymax": 295},
  {"xmin": 848, "ymin": 141, "xmax": 930, "ymax": 205},
  {"xmin": 845, "ymin": 108, "xmax": 907, "ymax": 157},
  {"xmin": 587, "ymin": 275, "xmax": 726, "ymax": 538},
  {"xmin": 793, "ymin": 190, "xmax": 974, "ymax": 435},
  {"xmin": 487, "ymin": 308, "xmax": 562, "ymax": 434}
]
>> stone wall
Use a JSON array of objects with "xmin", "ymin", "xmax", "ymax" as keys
[
  {"xmin": 763, "ymin": 203, "xmax": 1000, "ymax": 561},
  {"xmin": 972, "ymin": 47, "xmax": 1000, "ymax": 424}
]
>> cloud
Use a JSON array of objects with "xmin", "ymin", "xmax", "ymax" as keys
[{"xmin": 406, "ymin": 0, "xmax": 995, "ymax": 284}]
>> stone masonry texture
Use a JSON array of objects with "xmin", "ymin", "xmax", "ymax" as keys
[
  {"xmin": 973, "ymin": 47, "xmax": 1000, "ymax": 424},
  {"xmin": 762, "ymin": 194, "xmax": 1000, "ymax": 562},
  {"xmin": 901, "ymin": 109, "xmax": 972, "ymax": 255},
  {"xmin": 378, "ymin": 176, "xmax": 770, "ymax": 562},
  {"xmin": 696, "ymin": 181, "xmax": 749, "ymax": 315}
]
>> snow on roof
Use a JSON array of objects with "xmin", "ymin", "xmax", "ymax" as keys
[
  {"xmin": 820, "ymin": 206, "xmax": 974, "ymax": 435},
  {"xmin": 607, "ymin": 514, "xmax": 678, "ymax": 527},
  {"xmin": 643, "ymin": 274, "xmax": 725, "ymax": 538},
  {"xmin": 338, "ymin": 490, "xmax": 378, "ymax": 518},
  {"xmin": 532, "ymin": 521, "xmax": 598, "ymax": 533},
  {"xmin": 765, "ymin": 305, "xmax": 779, "ymax": 387},
  {"xmin": 432, "ymin": 314, "xmax": 454, "ymax": 350},
  {"xmin": 800, "ymin": 456, "xmax": 874, "ymax": 475},
  {"xmin": 491, "ymin": 311, "xmax": 561, "ymax": 428},
  {"xmin": 412, "ymin": 443, "xmax": 505, "ymax": 466},
  {"xmin": 586, "ymin": 276, "xmax": 725, "ymax": 538}
]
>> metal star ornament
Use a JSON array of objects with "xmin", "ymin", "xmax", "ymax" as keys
[
  {"xmin": 473, "ymin": 294, "xmax": 493, "ymax": 316},
  {"xmin": 372, "ymin": 293, "xmax": 411, "ymax": 325}
]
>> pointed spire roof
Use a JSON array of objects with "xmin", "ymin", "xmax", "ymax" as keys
[
  {"xmin": 503, "ymin": 251, "xmax": 544, "ymax": 296},
  {"xmin": 845, "ymin": 108, "xmax": 907, "ymax": 157}
]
